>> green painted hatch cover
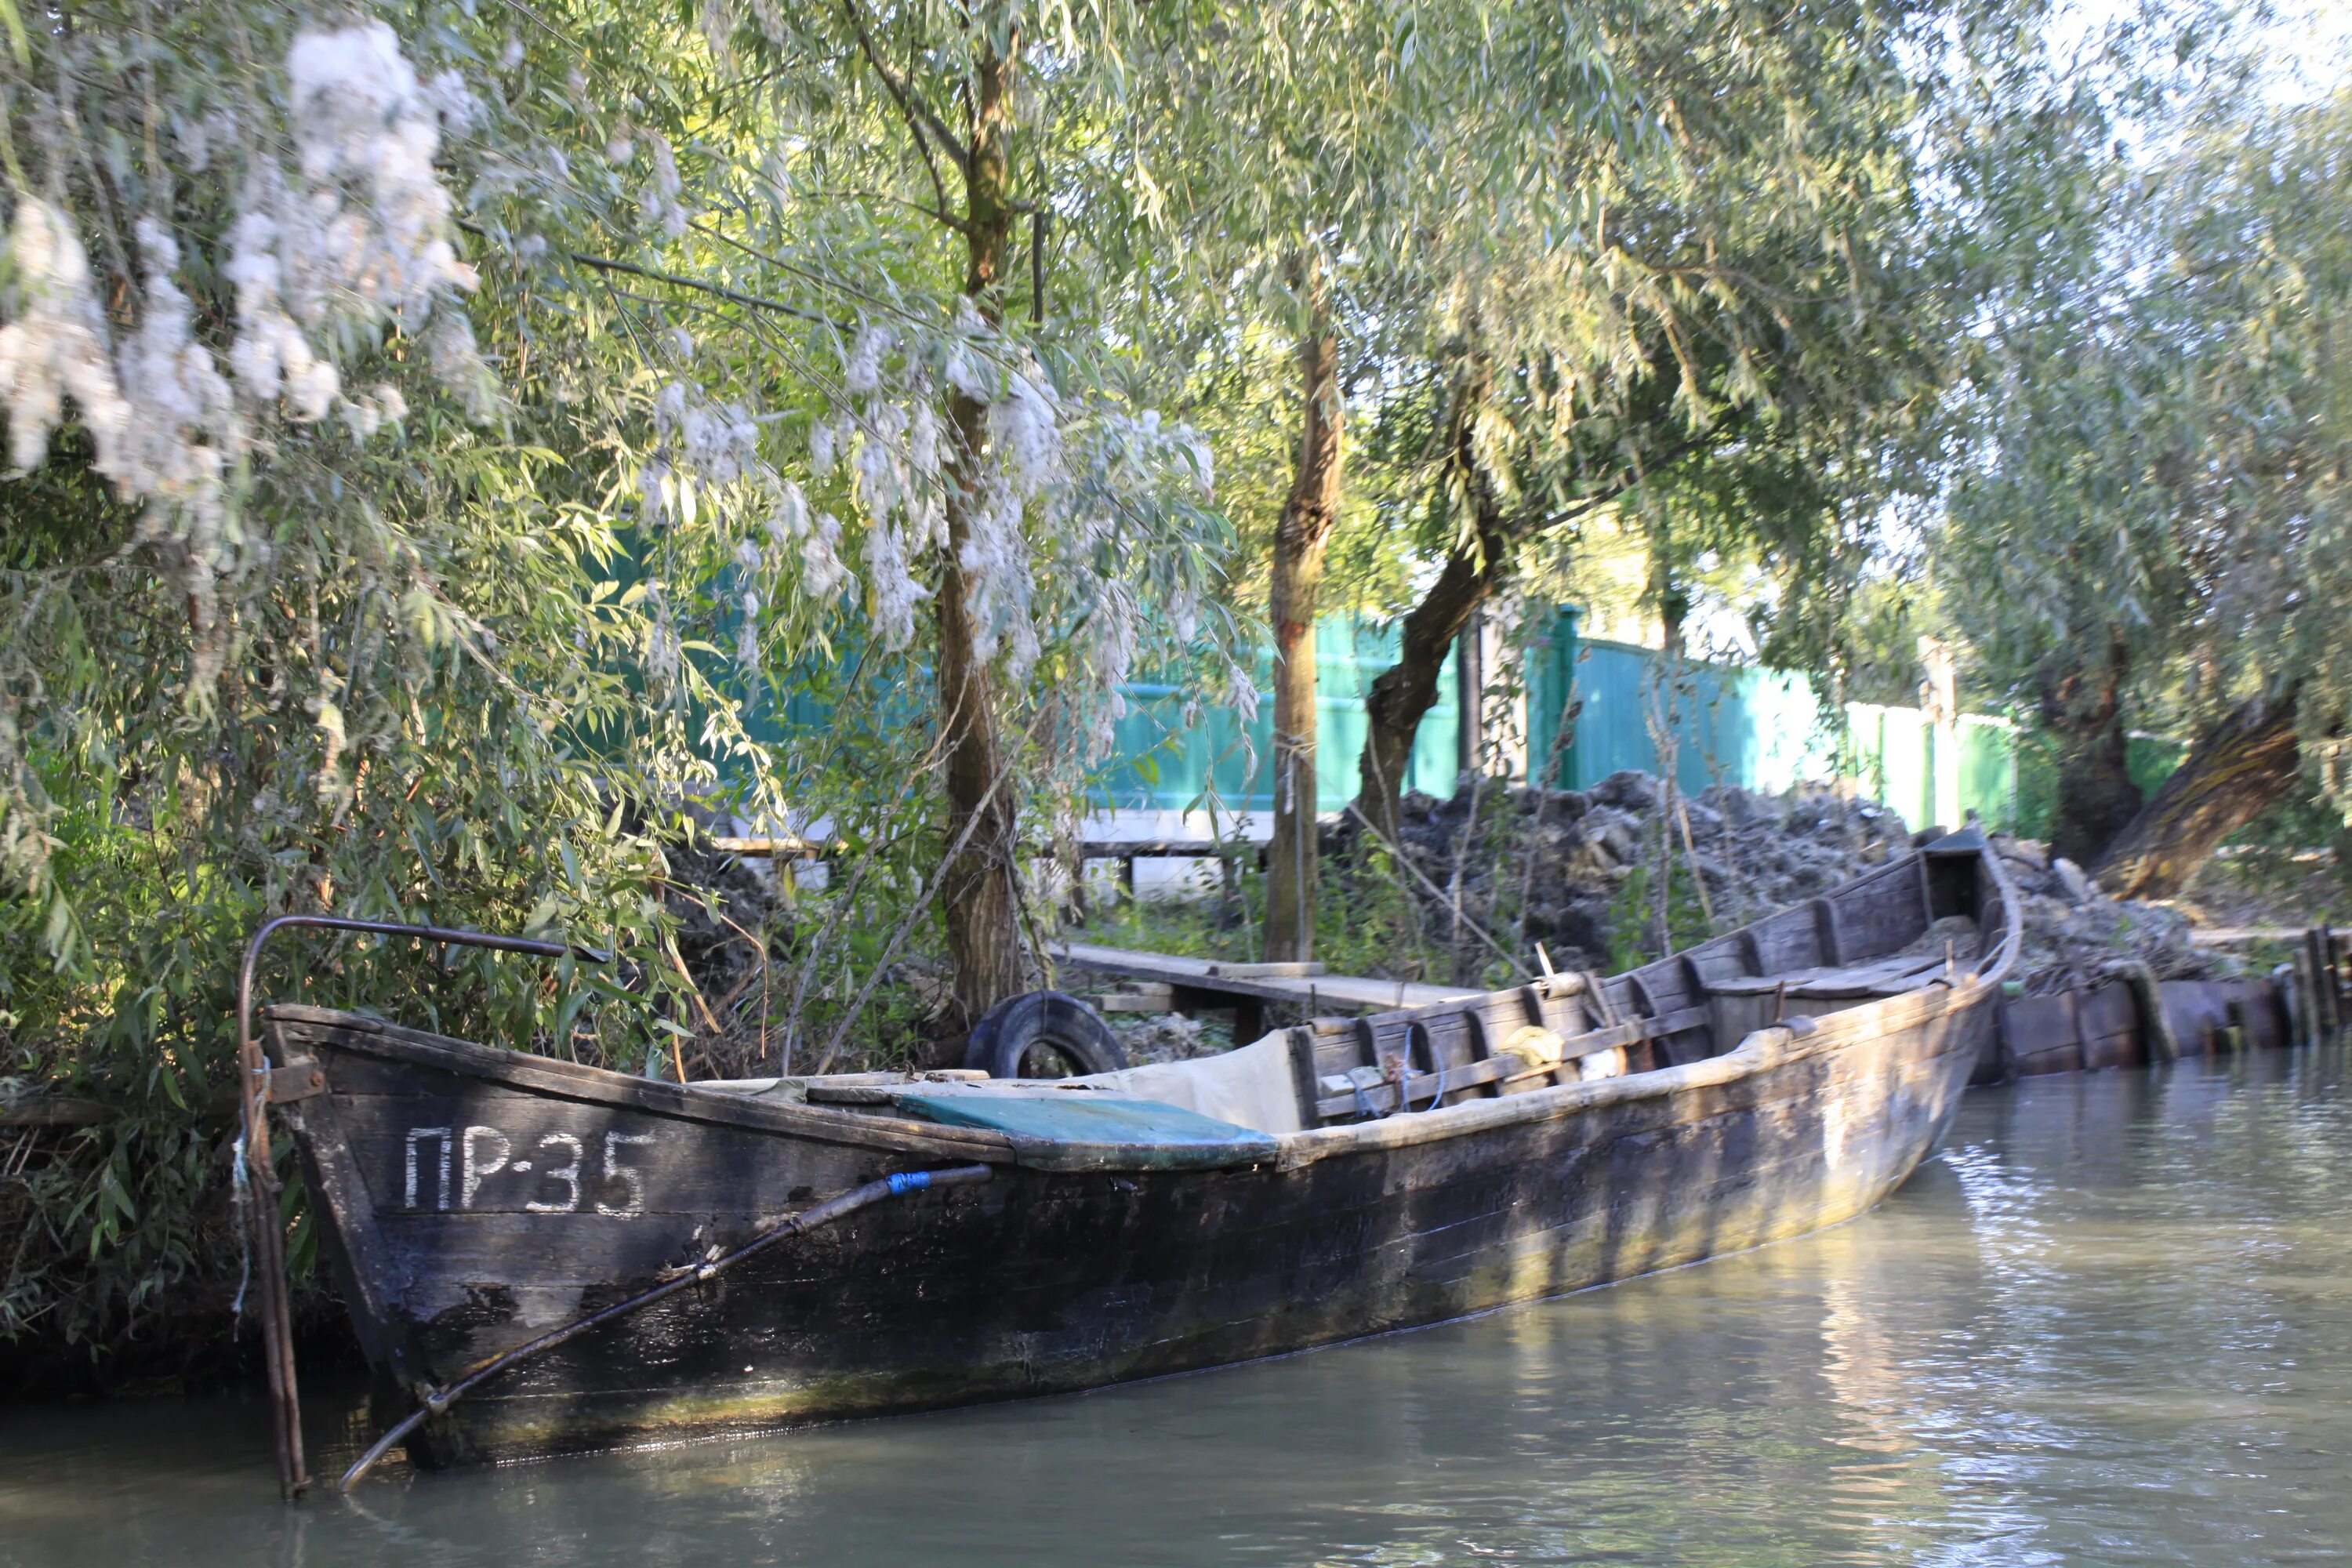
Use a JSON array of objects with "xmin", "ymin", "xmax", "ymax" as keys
[{"xmin": 891, "ymin": 1091, "xmax": 1279, "ymax": 1171}]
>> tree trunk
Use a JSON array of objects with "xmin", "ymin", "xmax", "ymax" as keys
[
  {"xmin": 2037, "ymin": 631, "xmax": 2142, "ymax": 866},
  {"xmin": 1353, "ymin": 372, "xmax": 1506, "ymax": 849},
  {"xmin": 1647, "ymin": 542, "xmax": 1686, "ymax": 953},
  {"xmin": 937, "ymin": 34, "xmax": 1025, "ymax": 1030},
  {"xmin": 2093, "ymin": 688, "xmax": 2304, "ymax": 900},
  {"xmin": 1262, "ymin": 253, "xmax": 1342, "ymax": 964}
]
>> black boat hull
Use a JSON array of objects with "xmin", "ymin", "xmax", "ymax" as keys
[{"xmin": 273, "ymin": 972, "xmax": 1992, "ymax": 1467}]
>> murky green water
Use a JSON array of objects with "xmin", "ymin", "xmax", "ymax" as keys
[{"xmin": 7, "ymin": 1045, "xmax": 2352, "ymax": 1566}]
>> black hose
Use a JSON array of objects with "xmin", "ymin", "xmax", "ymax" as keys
[{"xmin": 337, "ymin": 1163, "xmax": 994, "ymax": 1491}]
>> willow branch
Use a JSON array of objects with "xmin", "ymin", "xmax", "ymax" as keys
[{"xmin": 837, "ymin": 0, "xmax": 971, "ymax": 216}]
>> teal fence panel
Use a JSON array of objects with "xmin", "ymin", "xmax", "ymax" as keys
[
  {"xmin": 1309, "ymin": 616, "xmax": 1460, "ymax": 808},
  {"xmin": 1523, "ymin": 607, "xmax": 1580, "ymax": 784},
  {"xmin": 1089, "ymin": 681, "xmax": 1262, "ymax": 815},
  {"xmin": 739, "ymin": 601, "xmax": 2032, "ymax": 829},
  {"xmin": 1958, "ymin": 716, "xmax": 2019, "ymax": 831},
  {"xmin": 1089, "ymin": 615, "xmax": 1456, "ymax": 813},
  {"xmin": 1995, "ymin": 728, "xmax": 2180, "ymax": 841},
  {"xmin": 1559, "ymin": 640, "xmax": 1661, "ymax": 787},
  {"xmin": 1542, "ymin": 637, "xmax": 1836, "ymax": 798}
]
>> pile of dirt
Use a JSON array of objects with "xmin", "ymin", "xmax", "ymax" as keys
[
  {"xmin": 1371, "ymin": 770, "xmax": 2232, "ymax": 996},
  {"xmin": 1987, "ymin": 833, "xmax": 2223, "ymax": 995}
]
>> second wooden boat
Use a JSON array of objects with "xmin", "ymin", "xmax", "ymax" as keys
[{"xmin": 260, "ymin": 827, "xmax": 2018, "ymax": 1481}]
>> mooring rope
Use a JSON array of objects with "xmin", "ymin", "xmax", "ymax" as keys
[
  {"xmin": 337, "ymin": 1163, "xmax": 995, "ymax": 1492},
  {"xmin": 227, "ymin": 1131, "xmax": 254, "ymax": 1322}
]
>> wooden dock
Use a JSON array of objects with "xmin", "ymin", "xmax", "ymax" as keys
[
  {"xmin": 1054, "ymin": 941, "xmax": 1480, "ymax": 1039},
  {"xmin": 2187, "ymin": 925, "xmax": 2308, "ymax": 944}
]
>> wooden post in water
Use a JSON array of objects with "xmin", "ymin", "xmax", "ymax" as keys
[
  {"xmin": 2298, "ymin": 931, "xmax": 2322, "ymax": 1044},
  {"xmin": 2307, "ymin": 927, "xmax": 2339, "ymax": 1040},
  {"xmin": 2326, "ymin": 926, "xmax": 2342, "ymax": 1039}
]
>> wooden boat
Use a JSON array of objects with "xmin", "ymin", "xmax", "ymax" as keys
[{"xmin": 263, "ymin": 828, "xmax": 2017, "ymax": 1479}]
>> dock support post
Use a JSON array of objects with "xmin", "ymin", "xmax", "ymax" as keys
[
  {"xmin": 2329, "ymin": 927, "xmax": 2347, "ymax": 1031},
  {"xmin": 2308, "ymin": 927, "xmax": 2339, "ymax": 1040}
]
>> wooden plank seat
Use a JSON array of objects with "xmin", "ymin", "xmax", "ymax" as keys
[
  {"xmin": 1704, "ymin": 953, "xmax": 1953, "ymax": 1000},
  {"xmin": 1312, "ymin": 1006, "xmax": 1708, "ymax": 1120}
]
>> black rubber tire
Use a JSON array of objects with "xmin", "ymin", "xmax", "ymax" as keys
[{"xmin": 963, "ymin": 990, "xmax": 1130, "ymax": 1079}]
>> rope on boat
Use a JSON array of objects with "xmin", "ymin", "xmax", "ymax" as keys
[{"xmin": 336, "ymin": 1163, "xmax": 995, "ymax": 1493}]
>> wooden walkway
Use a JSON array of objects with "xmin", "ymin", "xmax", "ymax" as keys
[
  {"xmin": 2188, "ymin": 925, "xmax": 2309, "ymax": 945},
  {"xmin": 1054, "ymin": 942, "xmax": 1480, "ymax": 1039}
]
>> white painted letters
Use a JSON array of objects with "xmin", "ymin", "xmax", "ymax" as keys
[
  {"xmin": 597, "ymin": 1131, "xmax": 657, "ymax": 1216},
  {"xmin": 401, "ymin": 1122, "xmax": 656, "ymax": 1212},
  {"xmin": 461, "ymin": 1125, "xmax": 512, "ymax": 1209},
  {"xmin": 404, "ymin": 1126, "xmax": 453, "ymax": 1210},
  {"xmin": 525, "ymin": 1132, "xmax": 584, "ymax": 1214}
]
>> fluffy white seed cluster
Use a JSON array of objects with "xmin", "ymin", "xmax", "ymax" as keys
[
  {"xmin": 115, "ymin": 220, "xmax": 238, "ymax": 551},
  {"xmin": 656, "ymin": 380, "xmax": 760, "ymax": 486},
  {"xmin": 762, "ymin": 479, "xmax": 849, "ymax": 598},
  {"xmin": 646, "ymin": 585, "xmax": 682, "ymax": 693},
  {"xmin": 637, "ymin": 375, "xmax": 761, "ymax": 530},
  {"xmin": 862, "ymin": 505, "xmax": 928, "ymax": 647},
  {"xmin": 736, "ymin": 585, "xmax": 762, "ymax": 670},
  {"xmin": 640, "ymin": 130, "xmax": 688, "ymax": 241},
  {"xmin": 813, "ymin": 310, "xmax": 1229, "ymax": 764},
  {"xmin": 0, "ymin": 24, "xmax": 491, "ymax": 696},
  {"xmin": 225, "ymin": 193, "xmax": 343, "ymax": 419},
  {"xmin": 274, "ymin": 23, "xmax": 480, "ymax": 344},
  {"xmin": 0, "ymin": 205, "xmax": 245, "ymax": 660},
  {"xmin": 0, "ymin": 198, "xmax": 134, "ymax": 473},
  {"xmin": 5, "ymin": 22, "xmax": 481, "ymax": 467},
  {"xmin": 220, "ymin": 24, "xmax": 489, "ymax": 423},
  {"xmin": 1225, "ymin": 663, "xmax": 1263, "ymax": 725},
  {"xmin": 1056, "ymin": 404, "xmax": 1229, "ymax": 757},
  {"xmin": 824, "ymin": 321, "xmax": 958, "ymax": 648},
  {"xmin": 843, "ymin": 321, "xmax": 892, "ymax": 395}
]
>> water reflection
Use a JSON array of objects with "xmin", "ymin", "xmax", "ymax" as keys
[{"xmin": 4, "ymin": 1045, "xmax": 2347, "ymax": 1566}]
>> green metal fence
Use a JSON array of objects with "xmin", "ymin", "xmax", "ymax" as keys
[
  {"xmin": 1095, "ymin": 616, "xmax": 1462, "ymax": 815},
  {"xmin": 1092, "ymin": 607, "xmax": 2035, "ymax": 833}
]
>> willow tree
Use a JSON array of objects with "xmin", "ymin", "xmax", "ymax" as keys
[
  {"xmin": 1926, "ymin": 9, "xmax": 2198, "ymax": 865},
  {"xmin": 1933, "ymin": 37, "xmax": 2350, "ymax": 891},
  {"xmin": 661, "ymin": 0, "xmax": 1261, "ymax": 1030},
  {"xmin": 2083, "ymin": 86, "xmax": 2351, "ymax": 895},
  {"xmin": 1109, "ymin": 0, "xmax": 1650, "ymax": 959},
  {"xmin": 0, "ymin": 0, "xmax": 1233, "ymax": 1374},
  {"xmin": 1341, "ymin": 0, "xmax": 1976, "ymax": 851}
]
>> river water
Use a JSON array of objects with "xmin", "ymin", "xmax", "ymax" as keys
[{"xmin": 6, "ymin": 1044, "xmax": 2351, "ymax": 1566}]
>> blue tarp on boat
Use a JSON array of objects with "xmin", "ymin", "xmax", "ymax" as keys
[{"xmin": 892, "ymin": 1091, "xmax": 1279, "ymax": 1171}]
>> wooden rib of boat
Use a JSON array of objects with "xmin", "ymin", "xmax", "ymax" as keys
[{"xmin": 268, "ymin": 828, "xmax": 2019, "ymax": 1472}]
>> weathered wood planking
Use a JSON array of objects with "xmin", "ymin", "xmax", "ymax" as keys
[
  {"xmin": 2075, "ymin": 982, "xmax": 2141, "ymax": 1071},
  {"xmin": 1975, "ymin": 973, "xmax": 2296, "ymax": 1084},
  {"xmin": 273, "ymin": 833, "xmax": 2019, "ymax": 1472}
]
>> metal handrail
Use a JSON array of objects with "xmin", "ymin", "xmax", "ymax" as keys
[{"xmin": 234, "ymin": 916, "xmax": 608, "ymax": 1500}]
